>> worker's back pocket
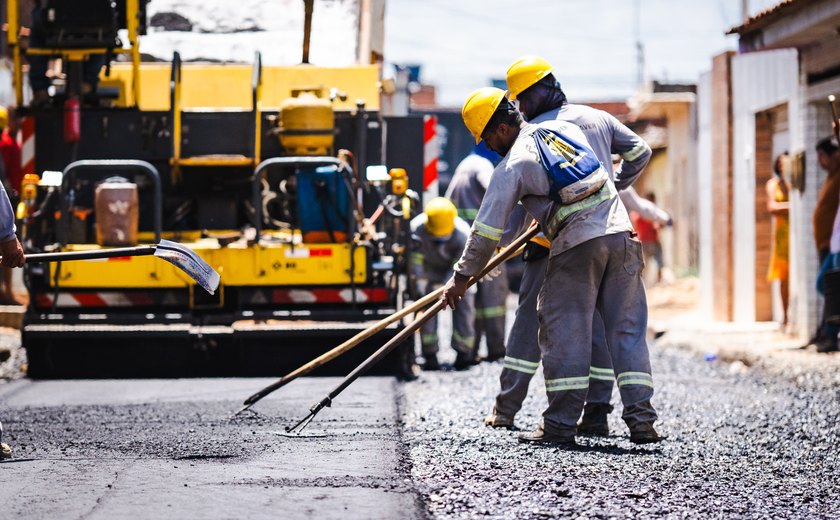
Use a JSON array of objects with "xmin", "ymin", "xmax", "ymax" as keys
[{"xmin": 623, "ymin": 235, "xmax": 644, "ymax": 276}]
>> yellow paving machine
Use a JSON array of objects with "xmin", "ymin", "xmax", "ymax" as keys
[{"xmin": 7, "ymin": 0, "xmax": 426, "ymax": 377}]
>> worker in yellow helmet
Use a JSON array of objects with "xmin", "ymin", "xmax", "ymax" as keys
[
  {"xmin": 445, "ymin": 140, "xmax": 509, "ymax": 364},
  {"xmin": 409, "ymin": 197, "xmax": 476, "ymax": 370},
  {"xmin": 483, "ymin": 56, "xmax": 668, "ymax": 437},
  {"xmin": 443, "ymin": 87, "xmax": 662, "ymax": 446}
]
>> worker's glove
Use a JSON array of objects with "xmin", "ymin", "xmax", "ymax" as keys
[
  {"xmin": 0, "ymin": 237, "xmax": 25, "ymax": 268},
  {"xmin": 479, "ymin": 266, "xmax": 502, "ymax": 283},
  {"xmin": 442, "ymin": 273, "xmax": 469, "ymax": 309}
]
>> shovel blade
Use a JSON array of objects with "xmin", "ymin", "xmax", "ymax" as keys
[{"xmin": 154, "ymin": 239, "xmax": 221, "ymax": 294}]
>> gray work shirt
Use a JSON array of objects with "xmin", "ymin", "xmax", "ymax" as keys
[
  {"xmin": 453, "ymin": 119, "xmax": 632, "ymax": 278},
  {"xmin": 445, "ymin": 154, "xmax": 494, "ymax": 225},
  {"xmin": 0, "ymin": 183, "xmax": 16, "ymax": 242},
  {"xmin": 533, "ymin": 104, "xmax": 668, "ymax": 225}
]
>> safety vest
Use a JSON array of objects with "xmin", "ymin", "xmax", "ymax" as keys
[{"xmin": 533, "ymin": 127, "xmax": 607, "ymax": 205}]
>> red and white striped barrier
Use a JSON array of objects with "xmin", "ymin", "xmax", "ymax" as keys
[
  {"xmin": 423, "ymin": 114, "xmax": 438, "ymax": 206},
  {"xmin": 270, "ymin": 288, "xmax": 389, "ymax": 304},
  {"xmin": 20, "ymin": 116, "xmax": 35, "ymax": 176},
  {"xmin": 35, "ymin": 291, "xmax": 161, "ymax": 308}
]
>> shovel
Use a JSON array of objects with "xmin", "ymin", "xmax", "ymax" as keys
[
  {"xmin": 234, "ymin": 232, "xmax": 529, "ymax": 416},
  {"xmin": 24, "ymin": 239, "xmax": 221, "ymax": 295},
  {"xmin": 286, "ymin": 222, "xmax": 540, "ymax": 434}
]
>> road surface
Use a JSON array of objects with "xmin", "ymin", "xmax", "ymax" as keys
[{"xmin": 1, "ymin": 342, "xmax": 838, "ymax": 518}]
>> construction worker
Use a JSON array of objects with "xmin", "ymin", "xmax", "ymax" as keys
[
  {"xmin": 445, "ymin": 142, "xmax": 508, "ymax": 362},
  {"xmin": 0, "ymin": 167, "xmax": 25, "ymax": 460},
  {"xmin": 443, "ymin": 87, "xmax": 662, "ymax": 445},
  {"xmin": 483, "ymin": 56, "xmax": 669, "ymax": 435},
  {"xmin": 410, "ymin": 197, "xmax": 476, "ymax": 370}
]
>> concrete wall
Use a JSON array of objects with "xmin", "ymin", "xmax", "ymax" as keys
[
  {"xmin": 709, "ymin": 52, "xmax": 735, "ymax": 321},
  {"xmin": 731, "ymin": 49, "xmax": 801, "ymax": 323},
  {"xmin": 697, "ymin": 71, "xmax": 713, "ymax": 320}
]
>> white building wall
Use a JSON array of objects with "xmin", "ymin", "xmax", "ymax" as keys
[
  {"xmin": 801, "ymin": 76, "xmax": 840, "ymax": 338},
  {"xmin": 697, "ymin": 71, "xmax": 713, "ymax": 319},
  {"xmin": 731, "ymin": 49, "xmax": 801, "ymax": 322}
]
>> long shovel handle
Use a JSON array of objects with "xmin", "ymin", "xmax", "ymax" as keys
[
  {"xmin": 287, "ymin": 223, "xmax": 541, "ymax": 432},
  {"xmin": 25, "ymin": 246, "xmax": 157, "ymax": 263},
  {"xmin": 239, "ymin": 286, "xmax": 445, "ymax": 409},
  {"xmin": 240, "ymin": 224, "xmax": 536, "ymax": 412}
]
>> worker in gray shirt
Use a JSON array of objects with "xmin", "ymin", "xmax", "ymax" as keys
[
  {"xmin": 445, "ymin": 142, "xmax": 508, "ymax": 362},
  {"xmin": 444, "ymin": 87, "xmax": 662, "ymax": 445},
  {"xmin": 410, "ymin": 197, "xmax": 476, "ymax": 371},
  {"xmin": 484, "ymin": 56, "xmax": 668, "ymax": 435},
  {"xmin": 0, "ymin": 182, "xmax": 24, "ymax": 270},
  {"xmin": 0, "ymin": 181, "xmax": 24, "ymax": 459}
]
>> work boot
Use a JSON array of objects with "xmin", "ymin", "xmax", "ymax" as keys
[
  {"xmin": 816, "ymin": 339, "xmax": 838, "ymax": 353},
  {"xmin": 629, "ymin": 423, "xmax": 666, "ymax": 444},
  {"xmin": 482, "ymin": 350, "xmax": 505, "ymax": 363},
  {"xmin": 423, "ymin": 354, "xmax": 441, "ymax": 371},
  {"xmin": 1, "ymin": 442, "xmax": 11, "ymax": 459},
  {"xmin": 453, "ymin": 351, "xmax": 477, "ymax": 371},
  {"xmin": 518, "ymin": 423, "xmax": 576, "ymax": 446},
  {"xmin": 577, "ymin": 403, "xmax": 613, "ymax": 436},
  {"xmin": 483, "ymin": 407, "xmax": 514, "ymax": 429}
]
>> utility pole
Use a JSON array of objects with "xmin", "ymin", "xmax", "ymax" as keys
[{"xmin": 635, "ymin": 0, "xmax": 644, "ymax": 86}]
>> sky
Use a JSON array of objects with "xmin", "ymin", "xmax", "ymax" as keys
[{"xmin": 383, "ymin": 0, "xmax": 775, "ymax": 106}]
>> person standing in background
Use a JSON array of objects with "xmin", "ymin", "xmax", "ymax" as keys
[
  {"xmin": 445, "ymin": 142, "xmax": 508, "ymax": 363},
  {"xmin": 812, "ymin": 138, "xmax": 840, "ymax": 351},
  {"xmin": 766, "ymin": 153, "xmax": 790, "ymax": 328},
  {"xmin": 630, "ymin": 192, "xmax": 671, "ymax": 285}
]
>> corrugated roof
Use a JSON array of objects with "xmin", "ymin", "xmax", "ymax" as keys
[{"xmin": 726, "ymin": 0, "xmax": 809, "ymax": 35}]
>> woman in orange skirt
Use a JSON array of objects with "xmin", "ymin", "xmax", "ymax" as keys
[{"xmin": 766, "ymin": 153, "xmax": 790, "ymax": 326}]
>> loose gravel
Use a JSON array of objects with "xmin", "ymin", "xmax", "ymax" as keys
[{"xmin": 400, "ymin": 345, "xmax": 840, "ymax": 519}]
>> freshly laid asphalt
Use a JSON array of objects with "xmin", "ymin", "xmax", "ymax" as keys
[{"xmin": 0, "ymin": 377, "xmax": 423, "ymax": 520}]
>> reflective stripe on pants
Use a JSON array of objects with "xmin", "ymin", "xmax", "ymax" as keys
[
  {"xmin": 419, "ymin": 282, "xmax": 476, "ymax": 356},
  {"xmin": 475, "ymin": 264, "xmax": 508, "ymax": 359},
  {"xmin": 538, "ymin": 232, "xmax": 656, "ymax": 435},
  {"xmin": 492, "ymin": 256, "xmax": 616, "ymax": 419}
]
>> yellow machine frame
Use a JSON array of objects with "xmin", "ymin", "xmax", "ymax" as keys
[{"xmin": 7, "ymin": 0, "xmax": 144, "ymax": 107}]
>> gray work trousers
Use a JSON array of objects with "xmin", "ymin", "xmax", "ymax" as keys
[
  {"xmin": 538, "ymin": 232, "xmax": 656, "ymax": 435},
  {"xmin": 474, "ymin": 264, "xmax": 508, "ymax": 359},
  {"xmin": 494, "ymin": 251, "xmax": 615, "ymax": 418},
  {"xmin": 420, "ymin": 282, "xmax": 476, "ymax": 356}
]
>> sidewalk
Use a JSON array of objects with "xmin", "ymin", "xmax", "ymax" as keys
[{"xmin": 647, "ymin": 278, "xmax": 840, "ymax": 384}]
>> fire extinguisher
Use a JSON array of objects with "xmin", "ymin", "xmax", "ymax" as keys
[{"xmin": 64, "ymin": 95, "xmax": 80, "ymax": 143}]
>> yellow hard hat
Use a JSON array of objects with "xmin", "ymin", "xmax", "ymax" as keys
[
  {"xmin": 0, "ymin": 106, "xmax": 7, "ymax": 129},
  {"xmin": 462, "ymin": 87, "xmax": 507, "ymax": 144},
  {"xmin": 506, "ymin": 55, "xmax": 554, "ymax": 100},
  {"xmin": 424, "ymin": 197, "xmax": 457, "ymax": 237}
]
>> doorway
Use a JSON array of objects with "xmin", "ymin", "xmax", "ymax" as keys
[{"xmin": 754, "ymin": 104, "xmax": 789, "ymax": 323}]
